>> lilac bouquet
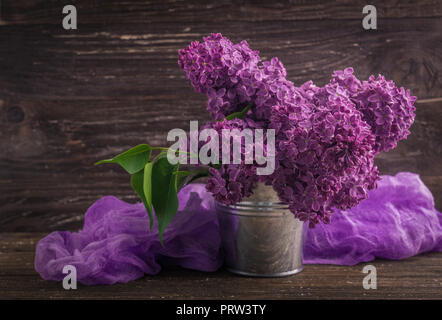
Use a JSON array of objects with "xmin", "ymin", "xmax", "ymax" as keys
[
  {"xmin": 97, "ymin": 33, "xmax": 416, "ymax": 242},
  {"xmin": 178, "ymin": 33, "xmax": 416, "ymax": 226}
]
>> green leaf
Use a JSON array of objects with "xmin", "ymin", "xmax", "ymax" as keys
[
  {"xmin": 130, "ymin": 169, "xmax": 154, "ymax": 229},
  {"xmin": 174, "ymin": 170, "xmax": 192, "ymax": 190},
  {"xmin": 174, "ymin": 169, "xmax": 210, "ymax": 190},
  {"xmin": 210, "ymin": 163, "xmax": 222, "ymax": 170},
  {"xmin": 95, "ymin": 144, "xmax": 152, "ymax": 174},
  {"xmin": 151, "ymin": 155, "xmax": 179, "ymax": 245},
  {"xmin": 187, "ymin": 170, "xmax": 209, "ymax": 184},
  {"xmin": 224, "ymin": 103, "xmax": 253, "ymax": 121},
  {"xmin": 143, "ymin": 161, "xmax": 154, "ymax": 228}
]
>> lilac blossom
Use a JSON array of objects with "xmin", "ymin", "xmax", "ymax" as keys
[
  {"xmin": 178, "ymin": 33, "xmax": 261, "ymax": 120},
  {"xmin": 266, "ymin": 81, "xmax": 379, "ymax": 226},
  {"xmin": 178, "ymin": 34, "xmax": 416, "ymax": 227},
  {"xmin": 200, "ymin": 119, "xmax": 263, "ymax": 205},
  {"xmin": 178, "ymin": 33, "xmax": 298, "ymax": 121},
  {"xmin": 330, "ymin": 68, "xmax": 417, "ymax": 153}
]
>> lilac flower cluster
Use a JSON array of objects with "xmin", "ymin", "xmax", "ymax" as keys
[
  {"xmin": 178, "ymin": 34, "xmax": 416, "ymax": 226},
  {"xmin": 206, "ymin": 165, "xmax": 258, "ymax": 205},
  {"xmin": 178, "ymin": 33, "xmax": 297, "ymax": 121},
  {"xmin": 200, "ymin": 118, "xmax": 262, "ymax": 205},
  {"xmin": 330, "ymin": 68, "xmax": 417, "ymax": 153},
  {"xmin": 267, "ymin": 80, "xmax": 379, "ymax": 225}
]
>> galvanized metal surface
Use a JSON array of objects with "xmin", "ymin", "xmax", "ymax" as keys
[{"xmin": 216, "ymin": 184, "xmax": 304, "ymax": 277}]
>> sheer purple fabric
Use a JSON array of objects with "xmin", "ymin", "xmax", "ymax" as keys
[
  {"xmin": 304, "ymin": 172, "xmax": 442, "ymax": 264},
  {"xmin": 35, "ymin": 184, "xmax": 222, "ymax": 285},
  {"xmin": 35, "ymin": 172, "xmax": 442, "ymax": 285}
]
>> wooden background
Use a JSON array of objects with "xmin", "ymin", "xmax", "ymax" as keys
[
  {"xmin": 1, "ymin": 0, "xmax": 441, "ymax": 233},
  {"xmin": 0, "ymin": 0, "xmax": 441, "ymax": 300}
]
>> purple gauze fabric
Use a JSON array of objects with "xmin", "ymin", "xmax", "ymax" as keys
[
  {"xmin": 35, "ymin": 172, "xmax": 442, "ymax": 285},
  {"xmin": 303, "ymin": 172, "xmax": 442, "ymax": 264},
  {"xmin": 35, "ymin": 184, "xmax": 222, "ymax": 285}
]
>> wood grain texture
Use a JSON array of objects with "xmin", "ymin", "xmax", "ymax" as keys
[
  {"xmin": 0, "ymin": 0, "xmax": 441, "ymax": 234},
  {"xmin": 0, "ymin": 233, "xmax": 441, "ymax": 299},
  {"xmin": 0, "ymin": 1, "xmax": 441, "ymax": 300},
  {"xmin": 2, "ymin": 0, "xmax": 441, "ymax": 25}
]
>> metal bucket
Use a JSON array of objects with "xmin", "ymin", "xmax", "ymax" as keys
[{"xmin": 216, "ymin": 183, "xmax": 304, "ymax": 277}]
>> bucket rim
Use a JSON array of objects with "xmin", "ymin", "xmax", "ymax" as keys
[{"xmin": 215, "ymin": 200, "xmax": 293, "ymax": 217}]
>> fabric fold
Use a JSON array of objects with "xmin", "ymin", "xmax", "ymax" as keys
[
  {"xmin": 35, "ymin": 184, "xmax": 222, "ymax": 285},
  {"xmin": 35, "ymin": 172, "xmax": 442, "ymax": 285},
  {"xmin": 304, "ymin": 172, "xmax": 442, "ymax": 264}
]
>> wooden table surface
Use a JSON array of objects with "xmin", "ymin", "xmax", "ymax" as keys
[
  {"xmin": 0, "ymin": 233, "xmax": 441, "ymax": 299},
  {"xmin": 0, "ymin": 0, "xmax": 441, "ymax": 299}
]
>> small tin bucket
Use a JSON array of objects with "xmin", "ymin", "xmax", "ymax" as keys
[{"xmin": 216, "ymin": 184, "xmax": 304, "ymax": 277}]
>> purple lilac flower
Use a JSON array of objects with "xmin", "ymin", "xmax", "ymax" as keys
[
  {"xmin": 178, "ymin": 33, "xmax": 261, "ymax": 120},
  {"xmin": 200, "ymin": 118, "xmax": 264, "ymax": 205},
  {"xmin": 199, "ymin": 118, "xmax": 274, "ymax": 205},
  {"xmin": 266, "ymin": 80, "xmax": 379, "ymax": 226},
  {"xmin": 178, "ymin": 34, "xmax": 416, "ymax": 227},
  {"xmin": 206, "ymin": 165, "xmax": 258, "ymax": 205},
  {"xmin": 178, "ymin": 33, "xmax": 299, "ymax": 122},
  {"xmin": 330, "ymin": 68, "xmax": 417, "ymax": 153}
]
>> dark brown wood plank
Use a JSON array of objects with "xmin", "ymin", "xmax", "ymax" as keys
[
  {"xmin": 0, "ymin": 233, "xmax": 441, "ymax": 299},
  {"xmin": 376, "ymin": 100, "xmax": 442, "ymax": 176},
  {"xmin": 1, "ymin": 19, "xmax": 441, "ymax": 99},
  {"xmin": 0, "ymin": 98, "xmax": 440, "ymax": 232},
  {"xmin": 0, "ymin": 1, "xmax": 441, "ymax": 232},
  {"xmin": 0, "ymin": 2, "xmax": 441, "ymax": 300},
  {"xmin": 1, "ymin": 0, "xmax": 441, "ymax": 25}
]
